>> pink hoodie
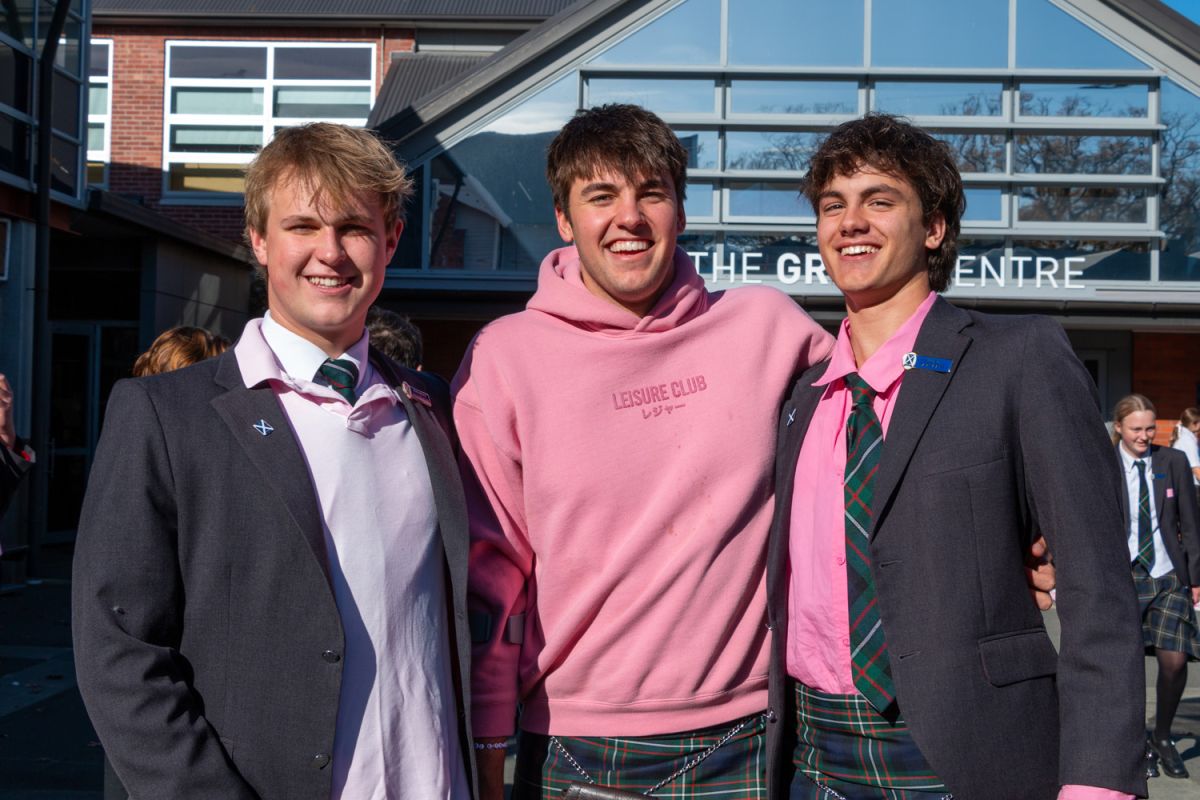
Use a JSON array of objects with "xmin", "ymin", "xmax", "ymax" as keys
[{"xmin": 454, "ymin": 246, "xmax": 833, "ymax": 737}]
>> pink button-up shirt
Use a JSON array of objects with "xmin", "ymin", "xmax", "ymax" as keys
[{"xmin": 785, "ymin": 293, "xmax": 1129, "ymax": 800}]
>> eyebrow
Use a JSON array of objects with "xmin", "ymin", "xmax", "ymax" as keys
[
  {"xmin": 818, "ymin": 183, "xmax": 904, "ymax": 203},
  {"xmin": 578, "ymin": 176, "xmax": 670, "ymax": 195},
  {"xmin": 280, "ymin": 212, "xmax": 373, "ymax": 227}
]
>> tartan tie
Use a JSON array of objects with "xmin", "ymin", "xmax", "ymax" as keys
[
  {"xmin": 843, "ymin": 372, "xmax": 895, "ymax": 714},
  {"xmin": 317, "ymin": 357, "xmax": 359, "ymax": 404},
  {"xmin": 1134, "ymin": 459, "xmax": 1155, "ymax": 570}
]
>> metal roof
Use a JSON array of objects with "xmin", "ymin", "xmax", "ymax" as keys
[
  {"xmin": 93, "ymin": 0, "xmax": 578, "ymax": 21},
  {"xmin": 376, "ymin": 0, "xmax": 1200, "ymax": 144},
  {"xmin": 369, "ymin": 53, "xmax": 490, "ymax": 128}
]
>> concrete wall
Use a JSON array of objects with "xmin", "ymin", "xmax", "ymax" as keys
[{"xmin": 146, "ymin": 238, "xmax": 252, "ymax": 344}]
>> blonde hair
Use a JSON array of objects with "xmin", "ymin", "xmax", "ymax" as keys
[
  {"xmin": 1111, "ymin": 393, "xmax": 1156, "ymax": 445},
  {"xmin": 1170, "ymin": 406, "xmax": 1200, "ymax": 447},
  {"xmin": 243, "ymin": 123, "xmax": 413, "ymax": 242},
  {"xmin": 132, "ymin": 327, "xmax": 229, "ymax": 377}
]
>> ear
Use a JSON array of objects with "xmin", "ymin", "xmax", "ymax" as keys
[
  {"xmin": 249, "ymin": 227, "xmax": 269, "ymax": 268},
  {"xmin": 676, "ymin": 201, "xmax": 686, "ymax": 235},
  {"xmin": 924, "ymin": 211, "xmax": 947, "ymax": 251},
  {"xmin": 555, "ymin": 206, "xmax": 574, "ymax": 244},
  {"xmin": 385, "ymin": 219, "xmax": 404, "ymax": 261}
]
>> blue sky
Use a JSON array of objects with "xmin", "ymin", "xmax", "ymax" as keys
[{"xmin": 1162, "ymin": 0, "xmax": 1200, "ymax": 23}]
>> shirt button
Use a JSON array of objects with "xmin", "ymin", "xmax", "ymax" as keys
[
  {"xmin": 842, "ymin": 637, "xmax": 851, "ymax": 647},
  {"xmin": 312, "ymin": 753, "xmax": 331, "ymax": 769},
  {"xmin": 321, "ymin": 650, "xmax": 341, "ymax": 663},
  {"xmin": 836, "ymin": 555, "xmax": 846, "ymax": 565}
]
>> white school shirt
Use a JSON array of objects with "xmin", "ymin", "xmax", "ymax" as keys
[
  {"xmin": 236, "ymin": 313, "xmax": 468, "ymax": 799},
  {"xmin": 1118, "ymin": 445, "xmax": 1172, "ymax": 580}
]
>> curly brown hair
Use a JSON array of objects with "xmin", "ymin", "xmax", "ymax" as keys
[
  {"xmin": 547, "ymin": 104, "xmax": 688, "ymax": 217},
  {"xmin": 803, "ymin": 114, "xmax": 964, "ymax": 292},
  {"xmin": 132, "ymin": 326, "xmax": 230, "ymax": 377}
]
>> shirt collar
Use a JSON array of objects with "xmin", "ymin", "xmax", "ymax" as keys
[
  {"xmin": 260, "ymin": 310, "xmax": 368, "ymax": 388},
  {"xmin": 814, "ymin": 291, "xmax": 939, "ymax": 394},
  {"xmin": 1118, "ymin": 444, "xmax": 1151, "ymax": 473}
]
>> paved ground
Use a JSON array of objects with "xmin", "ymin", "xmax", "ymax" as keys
[{"xmin": 0, "ymin": 553, "xmax": 1197, "ymax": 798}]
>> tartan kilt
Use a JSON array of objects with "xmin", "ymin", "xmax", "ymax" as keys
[
  {"xmin": 512, "ymin": 712, "xmax": 768, "ymax": 799},
  {"xmin": 1133, "ymin": 567, "xmax": 1200, "ymax": 659},
  {"xmin": 790, "ymin": 682, "xmax": 950, "ymax": 799}
]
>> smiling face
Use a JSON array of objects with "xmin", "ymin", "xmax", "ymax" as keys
[
  {"xmin": 1115, "ymin": 409, "xmax": 1157, "ymax": 458},
  {"xmin": 815, "ymin": 166, "xmax": 946, "ymax": 313},
  {"xmin": 554, "ymin": 169, "xmax": 686, "ymax": 318},
  {"xmin": 250, "ymin": 175, "xmax": 401, "ymax": 356}
]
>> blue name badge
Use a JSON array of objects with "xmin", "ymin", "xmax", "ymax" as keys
[{"xmin": 902, "ymin": 352, "xmax": 953, "ymax": 373}]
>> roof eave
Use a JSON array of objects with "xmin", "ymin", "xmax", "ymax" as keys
[
  {"xmin": 1099, "ymin": 0, "xmax": 1200, "ymax": 64},
  {"xmin": 375, "ymin": 0, "xmax": 634, "ymax": 142}
]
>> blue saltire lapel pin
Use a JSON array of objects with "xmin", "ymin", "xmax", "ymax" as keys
[
  {"xmin": 401, "ymin": 381, "xmax": 433, "ymax": 408},
  {"xmin": 902, "ymin": 351, "xmax": 952, "ymax": 374},
  {"xmin": 787, "ymin": 408, "xmax": 796, "ymax": 427},
  {"xmin": 253, "ymin": 419, "xmax": 274, "ymax": 437}
]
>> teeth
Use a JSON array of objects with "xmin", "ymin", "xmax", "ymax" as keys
[
  {"xmin": 841, "ymin": 245, "xmax": 880, "ymax": 256},
  {"xmin": 307, "ymin": 276, "xmax": 346, "ymax": 287},
  {"xmin": 609, "ymin": 240, "xmax": 650, "ymax": 253}
]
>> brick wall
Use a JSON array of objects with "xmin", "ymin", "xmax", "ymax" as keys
[
  {"xmin": 1132, "ymin": 331, "xmax": 1200, "ymax": 419},
  {"xmin": 94, "ymin": 23, "xmax": 416, "ymax": 242}
]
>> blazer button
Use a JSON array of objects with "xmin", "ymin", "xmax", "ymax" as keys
[
  {"xmin": 322, "ymin": 650, "xmax": 341, "ymax": 663},
  {"xmin": 312, "ymin": 753, "xmax": 331, "ymax": 769}
]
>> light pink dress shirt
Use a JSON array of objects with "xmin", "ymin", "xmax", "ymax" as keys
[
  {"xmin": 785, "ymin": 293, "xmax": 1130, "ymax": 800},
  {"xmin": 237, "ymin": 315, "xmax": 469, "ymax": 800}
]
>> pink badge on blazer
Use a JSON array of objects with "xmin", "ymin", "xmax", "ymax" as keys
[{"xmin": 1167, "ymin": 488, "xmax": 1175, "ymax": 498}]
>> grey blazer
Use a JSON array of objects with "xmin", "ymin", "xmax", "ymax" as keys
[
  {"xmin": 765, "ymin": 297, "xmax": 1146, "ymax": 800},
  {"xmin": 1117, "ymin": 443, "xmax": 1200, "ymax": 586},
  {"xmin": 72, "ymin": 347, "xmax": 476, "ymax": 800}
]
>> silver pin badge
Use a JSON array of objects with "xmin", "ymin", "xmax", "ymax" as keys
[
  {"xmin": 787, "ymin": 409, "xmax": 796, "ymax": 426},
  {"xmin": 253, "ymin": 419, "xmax": 274, "ymax": 437}
]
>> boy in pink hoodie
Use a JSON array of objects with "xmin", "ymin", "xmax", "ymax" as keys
[{"xmin": 454, "ymin": 104, "xmax": 834, "ymax": 799}]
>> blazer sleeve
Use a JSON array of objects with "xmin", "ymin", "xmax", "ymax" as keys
[
  {"xmin": 1015, "ymin": 318, "xmax": 1145, "ymax": 794},
  {"xmin": 1172, "ymin": 451, "xmax": 1200, "ymax": 585},
  {"xmin": 0, "ymin": 438, "xmax": 31, "ymax": 520},
  {"xmin": 71, "ymin": 379, "xmax": 259, "ymax": 799}
]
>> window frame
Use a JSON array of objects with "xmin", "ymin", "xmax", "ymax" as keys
[{"xmin": 161, "ymin": 40, "xmax": 377, "ymax": 204}]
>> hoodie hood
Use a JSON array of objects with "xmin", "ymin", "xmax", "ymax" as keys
[{"xmin": 526, "ymin": 246, "xmax": 709, "ymax": 334}]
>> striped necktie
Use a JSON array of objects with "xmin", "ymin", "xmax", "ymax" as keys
[
  {"xmin": 843, "ymin": 372, "xmax": 895, "ymax": 714},
  {"xmin": 1134, "ymin": 459, "xmax": 1155, "ymax": 570},
  {"xmin": 317, "ymin": 358, "xmax": 359, "ymax": 404}
]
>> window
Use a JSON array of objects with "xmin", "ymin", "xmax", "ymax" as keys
[
  {"xmin": 0, "ymin": 0, "xmax": 87, "ymax": 201},
  {"xmin": 164, "ymin": 41, "xmax": 375, "ymax": 198},
  {"xmin": 87, "ymin": 39, "xmax": 111, "ymax": 187}
]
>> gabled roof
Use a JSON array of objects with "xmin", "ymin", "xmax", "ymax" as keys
[
  {"xmin": 368, "ymin": 53, "xmax": 489, "ymax": 128},
  {"xmin": 374, "ymin": 0, "xmax": 1200, "ymax": 148},
  {"xmin": 93, "ymin": 0, "xmax": 577, "ymax": 22}
]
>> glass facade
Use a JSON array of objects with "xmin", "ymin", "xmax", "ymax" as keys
[
  {"xmin": 163, "ymin": 41, "xmax": 375, "ymax": 197},
  {"xmin": 0, "ymin": 0, "xmax": 89, "ymax": 202},
  {"xmin": 395, "ymin": 0, "xmax": 1200, "ymax": 299}
]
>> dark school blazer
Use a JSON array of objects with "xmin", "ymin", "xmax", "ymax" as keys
[
  {"xmin": 1117, "ymin": 443, "xmax": 1200, "ymax": 586},
  {"xmin": 765, "ymin": 297, "xmax": 1146, "ymax": 800},
  {"xmin": 0, "ymin": 439, "xmax": 31, "ymax": 520},
  {"xmin": 72, "ymin": 345, "xmax": 476, "ymax": 800}
]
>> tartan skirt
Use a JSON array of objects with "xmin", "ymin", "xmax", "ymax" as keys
[
  {"xmin": 1133, "ymin": 566, "xmax": 1200, "ymax": 659},
  {"xmin": 512, "ymin": 712, "xmax": 769, "ymax": 799},
  {"xmin": 790, "ymin": 683, "xmax": 950, "ymax": 800}
]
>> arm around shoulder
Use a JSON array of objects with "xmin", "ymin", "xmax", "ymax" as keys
[{"xmin": 71, "ymin": 379, "xmax": 257, "ymax": 798}]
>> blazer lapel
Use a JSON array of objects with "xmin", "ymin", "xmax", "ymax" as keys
[
  {"xmin": 1151, "ymin": 447, "xmax": 1169, "ymax": 513},
  {"xmin": 371, "ymin": 355, "xmax": 469, "ymax": 595},
  {"xmin": 871, "ymin": 298, "xmax": 972, "ymax": 535},
  {"xmin": 209, "ymin": 352, "xmax": 332, "ymax": 588}
]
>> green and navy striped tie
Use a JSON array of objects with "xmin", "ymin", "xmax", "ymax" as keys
[
  {"xmin": 318, "ymin": 357, "xmax": 359, "ymax": 404},
  {"xmin": 843, "ymin": 372, "xmax": 895, "ymax": 715},
  {"xmin": 1134, "ymin": 459, "xmax": 1155, "ymax": 570}
]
